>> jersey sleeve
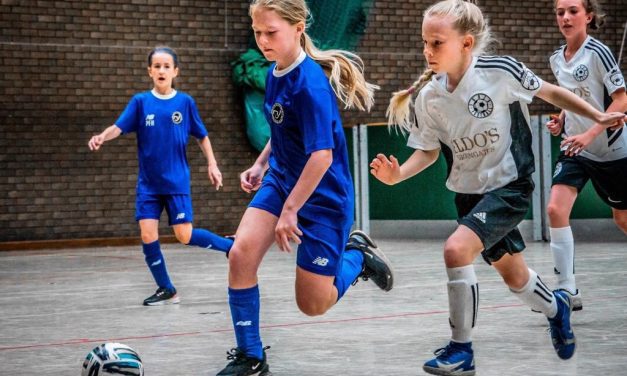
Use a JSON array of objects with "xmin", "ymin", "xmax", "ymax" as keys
[
  {"xmin": 596, "ymin": 56, "xmax": 626, "ymax": 96},
  {"xmin": 188, "ymin": 96, "xmax": 209, "ymax": 139},
  {"xmin": 509, "ymin": 60, "xmax": 543, "ymax": 104},
  {"xmin": 114, "ymin": 95, "xmax": 141, "ymax": 134},
  {"xmin": 407, "ymin": 93, "xmax": 441, "ymax": 151},
  {"xmin": 294, "ymin": 87, "xmax": 335, "ymax": 154}
]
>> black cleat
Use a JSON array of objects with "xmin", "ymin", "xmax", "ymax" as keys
[
  {"xmin": 216, "ymin": 347, "xmax": 272, "ymax": 376},
  {"xmin": 143, "ymin": 287, "xmax": 180, "ymax": 306},
  {"xmin": 347, "ymin": 230, "xmax": 394, "ymax": 291}
]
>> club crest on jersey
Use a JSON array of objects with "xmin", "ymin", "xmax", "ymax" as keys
[
  {"xmin": 468, "ymin": 93, "xmax": 493, "ymax": 119},
  {"xmin": 172, "ymin": 111, "xmax": 183, "ymax": 125},
  {"xmin": 573, "ymin": 64, "xmax": 588, "ymax": 82},
  {"xmin": 271, "ymin": 103, "xmax": 284, "ymax": 124},
  {"xmin": 521, "ymin": 69, "xmax": 540, "ymax": 90},
  {"xmin": 610, "ymin": 71, "xmax": 624, "ymax": 87}
]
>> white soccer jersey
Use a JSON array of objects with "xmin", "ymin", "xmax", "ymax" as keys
[
  {"xmin": 409, "ymin": 56, "xmax": 542, "ymax": 194},
  {"xmin": 550, "ymin": 36, "xmax": 627, "ymax": 161}
]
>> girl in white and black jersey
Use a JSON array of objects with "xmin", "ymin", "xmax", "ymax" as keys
[
  {"xmin": 370, "ymin": 1, "xmax": 626, "ymax": 375},
  {"xmin": 545, "ymin": 0, "xmax": 627, "ymax": 314}
]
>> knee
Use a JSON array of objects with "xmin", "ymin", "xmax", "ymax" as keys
[
  {"xmin": 174, "ymin": 228, "xmax": 192, "ymax": 244},
  {"xmin": 296, "ymin": 297, "xmax": 327, "ymax": 317},
  {"xmin": 546, "ymin": 202, "xmax": 567, "ymax": 223},
  {"xmin": 140, "ymin": 232, "xmax": 158, "ymax": 244},
  {"xmin": 614, "ymin": 214, "xmax": 627, "ymax": 234},
  {"xmin": 443, "ymin": 240, "xmax": 469, "ymax": 267}
]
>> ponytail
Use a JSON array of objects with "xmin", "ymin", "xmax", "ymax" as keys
[{"xmin": 386, "ymin": 69, "xmax": 435, "ymax": 133}]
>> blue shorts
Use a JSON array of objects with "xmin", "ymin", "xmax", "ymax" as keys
[
  {"xmin": 135, "ymin": 193, "xmax": 193, "ymax": 226},
  {"xmin": 249, "ymin": 177, "xmax": 352, "ymax": 276}
]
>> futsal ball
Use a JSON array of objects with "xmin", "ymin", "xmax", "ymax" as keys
[{"xmin": 81, "ymin": 342, "xmax": 144, "ymax": 376}]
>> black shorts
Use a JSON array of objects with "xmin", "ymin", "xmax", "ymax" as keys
[
  {"xmin": 456, "ymin": 176, "xmax": 534, "ymax": 265},
  {"xmin": 552, "ymin": 153, "xmax": 627, "ymax": 210}
]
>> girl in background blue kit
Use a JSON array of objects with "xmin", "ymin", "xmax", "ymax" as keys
[
  {"xmin": 544, "ymin": 0, "xmax": 627, "ymax": 312},
  {"xmin": 88, "ymin": 46, "xmax": 234, "ymax": 306},
  {"xmin": 214, "ymin": 1, "xmax": 394, "ymax": 375},
  {"xmin": 370, "ymin": 1, "xmax": 626, "ymax": 375}
]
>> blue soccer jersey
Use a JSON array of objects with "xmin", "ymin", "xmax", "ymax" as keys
[
  {"xmin": 263, "ymin": 50, "xmax": 354, "ymax": 225},
  {"xmin": 115, "ymin": 90, "xmax": 208, "ymax": 194}
]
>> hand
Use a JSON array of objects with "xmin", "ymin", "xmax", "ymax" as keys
[
  {"xmin": 88, "ymin": 134, "xmax": 105, "ymax": 151},
  {"xmin": 240, "ymin": 165, "xmax": 264, "ymax": 193},
  {"xmin": 545, "ymin": 114, "xmax": 563, "ymax": 136},
  {"xmin": 208, "ymin": 164, "xmax": 223, "ymax": 190},
  {"xmin": 370, "ymin": 154, "xmax": 401, "ymax": 185},
  {"xmin": 275, "ymin": 208, "xmax": 302, "ymax": 253},
  {"xmin": 561, "ymin": 131, "xmax": 595, "ymax": 156},
  {"xmin": 596, "ymin": 112, "xmax": 627, "ymax": 129}
]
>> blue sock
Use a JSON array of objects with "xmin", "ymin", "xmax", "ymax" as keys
[
  {"xmin": 228, "ymin": 285, "xmax": 263, "ymax": 359},
  {"xmin": 333, "ymin": 249, "xmax": 364, "ymax": 301},
  {"xmin": 187, "ymin": 228, "xmax": 233, "ymax": 253},
  {"xmin": 142, "ymin": 240, "xmax": 174, "ymax": 291}
]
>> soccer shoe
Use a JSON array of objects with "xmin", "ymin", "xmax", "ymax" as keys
[
  {"xmin": 347, "ymin": 230, "xmax": 394, "ymax": 291},
  {"xmin": 216, "ymin": 347, "xmax": 272, "ymax": 376},
  {"xmin": 423, "ymin": 341, "xmax": 475, "ymax": 376},
  {"xmin": 142, "ymin": 287, "xmax": 180, "ymax": 306},
  {"xmin": 547, "ymin": 290, "xmax": 576, "ymax": 360}
]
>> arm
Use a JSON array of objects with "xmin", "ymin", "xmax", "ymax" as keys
[
  {"xmin": 196, "ymin": 136, "xmax": 223, "ymax": 190},
  {"xmin": 88, "ymin": 125, "xmax": 122, "ymax": 151},
  {"xmin": 536, "ymin": 82, "xmax": 626, "ymax": 129},
  {"xmin": 370, "ymin": 149, "xmax": 440, "ymax": 186},
  {"xmin": 275, "ymin": 149, "xmax": 333, "ymax": 252},
  {"xmin": 240, "ymin": 140, "xmax": 271, "ymax": 193},
  {"xmin": 560, "ymin": 89, "xmax": 627, "ymax": 155}
]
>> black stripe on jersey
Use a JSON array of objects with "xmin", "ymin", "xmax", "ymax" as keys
[
  {"xmin": 509, "ymin": 102, "xmax": 535, "ymax": 178},
  {"xmin": 551, "ymin": 46, "xmax": 564, "ymax": 57},
  {"xmin": 585, "ymin": 40, "xmax": 617, "ymax": 73},
  {"xmin": 440, "ymin": 141, "xmax": 454, "ymax": 180},
  {"xmin": 608, "ymin": 127, "xmax": 623, "ymax": 147},
  {"xmin": 589, "ymin": 38, "xmax": 617, "ymax": 65},
  {"xmin": 477, "ymin": 56, "xmax": 524, "ymax": 74}
]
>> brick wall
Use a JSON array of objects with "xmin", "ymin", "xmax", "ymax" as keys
[{"xmin": 1, "ymin": 0, "xmax": 626, "ymax": 242}]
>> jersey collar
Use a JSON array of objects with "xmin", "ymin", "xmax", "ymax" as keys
[
  {"xmin": 151, "ymin": 89, "xmax": 177, "ymax": 100},
  {"xmin": 273, "ymin": 49, "xmax": 307, "ymax": 78}
]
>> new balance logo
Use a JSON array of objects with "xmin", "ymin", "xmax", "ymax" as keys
[
  {"xmin": 176, "ymin": 213, "xmax": 185, "ymax": 220},
  {"xmin": 312, "ymin": 256, "xmax": 329, "ymax": 267},
  {"xmin": 145, "ymin": 114, "xmax": 155, "ymax": 126},
  {"xmin": 236, "ymin": 320, "xmax": 252, "ymax": 327},
  {"xmin": 473, "ymin": 212, "xmax": 487, "ymax": 223},
  {"xmin": 151, "ymin": 259, "xmax": 162, "ymax": 267}
]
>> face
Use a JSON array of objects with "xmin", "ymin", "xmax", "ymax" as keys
[
  {"xmin": 422, "ymin": 15, "xmax": 473, "ymax": 74},
  {"xmin": 555, "ymin": 0, "xmax": 591, "ymax": 39},
  {"xmin": 147, "ymin": 52, "xmax": 178, "ymax": 94},
  {"xmin": 251, "ymin": 7, "xmax": 304, "ymax": 69}
]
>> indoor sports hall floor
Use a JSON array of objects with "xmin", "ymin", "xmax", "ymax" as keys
[{"xmin": 1, "ymin": 222, "xmax": 626, "ymax": 375}]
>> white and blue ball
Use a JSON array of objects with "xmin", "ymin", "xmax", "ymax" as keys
[{"xmin": 81, "ymin": 342, "xmax": 143, "ymax": 376}]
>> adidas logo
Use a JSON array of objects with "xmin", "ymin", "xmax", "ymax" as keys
[
  {"xmin": 473, "ymin": 212, "xmax": 487, "ymax": 223},
  {"xmin": 312, "ymin": 256, "xmax": 329, "ymax": 267}
]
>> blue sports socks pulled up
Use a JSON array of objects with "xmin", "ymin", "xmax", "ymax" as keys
[
  {"xmin": 333, "ymin": 249, "xmax": 364, "ymax": 300},
  {"xmin": 142, "ymin": 240, "xmax": 174, "ymax": 291},
  {"xmin": 228, "ymin": 285, "xmax": 263, "ymax": 360},
  {"xmin": 187, "ymin": 228, "xmax": 233, "ymax": 253}
]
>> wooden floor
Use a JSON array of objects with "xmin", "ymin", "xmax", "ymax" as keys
[{"xmin": 1, "ymin": 231, "xmax": 626, "ymax": 375}]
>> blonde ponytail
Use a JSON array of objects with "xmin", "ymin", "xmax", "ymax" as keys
[
  {"xmin": 386, "ymin": 69, "xmax": 434, "ymax": 133},
  {"xmin": 301, "ymin": 33, "xmax": 378, "ymax": 111}
]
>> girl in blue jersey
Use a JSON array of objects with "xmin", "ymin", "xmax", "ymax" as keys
[
  {"xmin": 544, "ymin": 0, "xmax": 627, "ymax": 313},
  {"xmin": 215, "ymin": 1, "xmax": 394, "ymax": 375},
  {"xmin": 88, "ymin": 46, "xmax": 234, "ymax": 306},
  {"xmin": 370, "ymin": 1, "xmax": 626, "ymax": 375}
]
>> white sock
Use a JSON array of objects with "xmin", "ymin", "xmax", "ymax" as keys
[
  {"xmin": 446, "ymin": 265, "xmax": 479, "ymax": 343},
  {"xmin": 550, "ymin": 226, "xmax": 576, "ymax": 294},
  {"xmin": 511, "ymin": 268, "xmax": 557, "ymax": 318}
]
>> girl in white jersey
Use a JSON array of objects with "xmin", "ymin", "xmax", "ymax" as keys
[
  {"xmin": 370, "ymin": 1, "xmax": 626, "ymax": 375},
  {"xmin": 545, "ymin": 0, "xmax": 627, "ymax": 313}
]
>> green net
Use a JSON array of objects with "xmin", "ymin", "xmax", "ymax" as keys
[{"xmin": 232, "ymin": 0, "xmax": 376, "ymax": 151}]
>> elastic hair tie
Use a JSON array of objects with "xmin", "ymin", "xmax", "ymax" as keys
[{"xmin": 407, "ymin": 86, "xmax": 416, "ymax": 94}]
